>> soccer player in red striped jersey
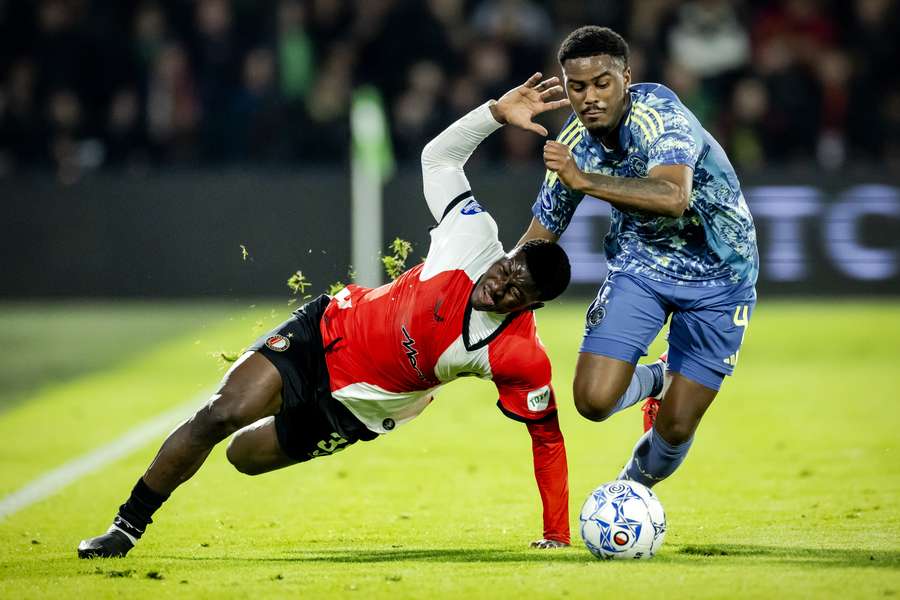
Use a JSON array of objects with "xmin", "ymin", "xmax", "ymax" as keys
[{"xmin": 78, "ymin": 74, "xmax": 574, "ymax": 558}]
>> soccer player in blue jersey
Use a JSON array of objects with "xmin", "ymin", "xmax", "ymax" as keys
[{"xmin": 518, "ymin": 26, "xmax": 758, "ymax": 487}]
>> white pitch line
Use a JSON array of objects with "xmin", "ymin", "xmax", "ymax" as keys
[{"xmin": 0, "ymin": 392, "xmax": 208, "ymax": 521}]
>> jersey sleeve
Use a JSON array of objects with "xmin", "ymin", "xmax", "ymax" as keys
[
  {"xmin": 420, "ymin": 102, "xmax": 506, "ymax": 280},
  {"xmin": 531, "ymin": 114, "xmax": 586, "ymax": 236},
  {"xmin": 421, "ymin": 194, "xmax": 505, "ymax": 280},
  {"xmin": 491, "ymin": 336, "xmax": 557, "ymax": 423},
  {"xmin": 421, "ymin": 101, "xmax": 503, "ymax": 222},
  {"xmin": 491, "ymin": 321, "xmax": 569, "ymax": 542},
  {"xmin": 526, "ymin": 413, "xmax": 570, "ymax": 544},
  {"xmin": 634, "ymin": 99, "xmax": 702, "ymax": 171}
]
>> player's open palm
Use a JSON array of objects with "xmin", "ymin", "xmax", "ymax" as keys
[{"xmin": 492, "ymin": 72, "xmax": 570, "ymax": 136}]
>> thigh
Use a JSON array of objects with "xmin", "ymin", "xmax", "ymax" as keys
[
  {"xmin": 668, "ymin": 281, "xmax": 756, "ymax": 391},
  {"xmin": 573, "ymin": 353, "xmax": 636, "ymax": 409},
  {"xmin": 580, "ymin": 271, "xmax": 669, "ymax": 364},
  {"xmin": 228, "ymin": 416, "xmax": 298, "ymax": 475},
  {"xmin": 206, "ymin": 351, "xmax": 284, "ymax": 425}
]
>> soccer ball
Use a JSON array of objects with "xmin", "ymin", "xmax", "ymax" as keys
[{"xmin": 579, "ymin": 480, "xmax": 667, "ymax": 560}]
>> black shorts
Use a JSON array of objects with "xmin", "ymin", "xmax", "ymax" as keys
[{"xmin": 248, "ymin": 295, "xmax": 377, "ymax": 462}]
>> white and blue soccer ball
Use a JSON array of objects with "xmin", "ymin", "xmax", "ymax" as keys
[{"xmin": 579, "ymin": 480, "xmax": 667, "ymax": 560}]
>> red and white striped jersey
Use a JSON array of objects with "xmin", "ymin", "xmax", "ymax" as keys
[{"xmin": 320, "ymin": 195, "xmax": 556, "ymax": 434}]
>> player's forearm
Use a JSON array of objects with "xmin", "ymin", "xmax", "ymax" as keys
[
  {"xmin": 516, "ymin": 218, "xmax": 559, "ymax": 247},
  {"xmin": 421, "ymin": 102, "xmax": 503, "ymax": 221},
  {"xmin": 526, "ymin": 414, "xmax": 570, "ymax": 543},
  {"xmin": 572, "ymin": 171, "xmax": 688, "ymax": 217}
]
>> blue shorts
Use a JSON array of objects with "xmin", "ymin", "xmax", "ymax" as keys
[{"xmin": 580, "ymin": 271, "xmax": 756, "ymax": 391}]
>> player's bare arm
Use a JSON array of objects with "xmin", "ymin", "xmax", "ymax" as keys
[
  {"xmin": 544, "ymin": 142, "xmax": 692, "ymax": 217},
  {"xmin": 517, "ymin": 218, "xmax": 559, "ymax": 247}
]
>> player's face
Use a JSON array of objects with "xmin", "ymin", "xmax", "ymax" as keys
[
  {"xmin": 471, "ymin": 254, "xmax": 541, "ymax": 314},
  {"xmin": 562, "ymin": 54, "xmax": 631, "ymax": 138}
]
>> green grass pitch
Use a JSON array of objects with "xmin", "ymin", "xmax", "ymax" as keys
[{"xmin": 0, "ymin": 300, "xmax": 898, "ymax": 598}]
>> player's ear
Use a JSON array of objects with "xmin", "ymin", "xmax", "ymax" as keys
[{"xmin": 623, "ymin": 65, "xmax": 631, "ymax": 88}]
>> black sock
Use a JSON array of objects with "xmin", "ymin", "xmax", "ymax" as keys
[{"xmin": 114, "ymin": 478, "xmax": 170, "ymax": 540}]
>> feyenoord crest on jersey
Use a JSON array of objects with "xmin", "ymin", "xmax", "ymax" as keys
[{"xmin": 265, "ymin": 334, "xmax": 290, "ymax": 352}]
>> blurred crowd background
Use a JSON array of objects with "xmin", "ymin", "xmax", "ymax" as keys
[{"xmin": 1, "ymin": 0, "xmax": 898, "ymax": 183}]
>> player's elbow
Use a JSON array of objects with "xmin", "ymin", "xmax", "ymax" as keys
[
  {"xmin": 420, "ymin": 139, "xmax": 443, "ymax": 172},
  {"xmin": 668, "ymin": 198, "xmax": 689, "ymax": 218},
  {"xmin": 664, "ymin": 185, "xmax": 690, "ymax": 218}
]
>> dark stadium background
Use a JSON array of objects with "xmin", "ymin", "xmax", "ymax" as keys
[{"xmin": 1, "ymin": 0, "xmax": 898, "ymax": 298}]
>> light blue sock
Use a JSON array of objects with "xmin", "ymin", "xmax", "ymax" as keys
[
  {"xmin": 618, "ymin": 427, "xmax": 693, "ymax": 488},
  {"xmin": 606, "ymin": 362, "xmax": 664, "ymax": 419}
]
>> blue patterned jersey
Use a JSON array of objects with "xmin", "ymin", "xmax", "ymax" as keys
[{"xmin": 533, "ymin": 82, "xmax": 758, "ymax": 286}]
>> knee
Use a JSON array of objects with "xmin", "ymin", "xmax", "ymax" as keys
[
  {"xmin": 655, "ymin": 419, "xmax": 695, "ymax": 446},
  {"xmin": 572, "ymin": 378, "xmax": 617, "ymax": 422},
  {"xmin": 574, "ymin": 395, "xmax": 612, "ymax": 422},
  {"xmin": 193, "ymin": 394, "xmax": 249, "ymax": 441},
  {"xmin": 225, "ymin": 436, "xmax": 262, "ymax": 476}
]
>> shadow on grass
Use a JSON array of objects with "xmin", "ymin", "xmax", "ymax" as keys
[
  {"xmin": 158, "ymin": 544, "xmax": 900, "ymax": 569},
  {"xmin": 662, "ymin": 544, "xmax": 900, "ymax": 569}
]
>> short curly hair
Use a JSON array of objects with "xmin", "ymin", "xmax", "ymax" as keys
[
  {"xmin": 557, "ymin": 26, "xmax": 629, "ymax": 66},
  {"xmin": 519, "ymin": 239, "xmax": 571, "ymax": 302}
]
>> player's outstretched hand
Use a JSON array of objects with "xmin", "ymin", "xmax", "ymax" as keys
[
  {"xmin": 489, "ymin": 72, "xmax": 570, "ymax": 136},
  {"xmin": 530, "ymin": 538, "xmax": 570, "ymax": 549}
]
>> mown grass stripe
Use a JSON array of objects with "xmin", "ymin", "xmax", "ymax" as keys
[{"xmin": 0, "ymin": 391, "xmax": 208, "ymax": 520}]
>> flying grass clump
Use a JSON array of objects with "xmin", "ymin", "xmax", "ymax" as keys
[
  {"xmin": 382, "ymin": 237, "xmax": 413, "ymax": 280},
  {"xmin": 211, "ymin": 349, "xmax": 243, "ymax": 366},
  {"xmin": 213, "ymin": 239, "xmax": 413, "ymax": 365},
  {"xmin": 287, "ymin": 270, "xmax": 313, "ymax": 297}
]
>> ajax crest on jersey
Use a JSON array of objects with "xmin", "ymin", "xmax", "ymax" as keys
[
  {"xmin": 627, "ymin": 152, "xmax": 648, "ymax": 177},
  {"xmin": 579, "ymin": 480, "xmax": 667, "ymax": 560}
]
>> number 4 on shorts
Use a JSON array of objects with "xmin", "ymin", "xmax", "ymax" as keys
[{"xmin": 724, "ymin": 305, "xmax": 750, "ymax": 367}]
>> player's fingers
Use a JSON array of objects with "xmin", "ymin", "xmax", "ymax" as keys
[
  {"xmin": 527, "ymin": 122, "xmax": 549, "ymax": 137},
  {"xmin": 539, "ymin": 85, "xmax": 564, "ymax": 101},
  {"xmin": 545, "ymin": 98, "xmax": 571, "ymax": 111},
  {"xmin": 550, "ymin": 144, "xmax": 572, "ymax": 159},
  {"xmin": 545, "ymin": 140, "xmax": 565, "ymax": 152},
  {"xmin": 523, "ymin": 72, "xmax": 542, "ymax": 88},
  {"xmin": 535, "ymin": 76, "xmax": 559, "ymax": 91}
]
